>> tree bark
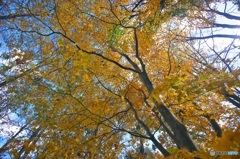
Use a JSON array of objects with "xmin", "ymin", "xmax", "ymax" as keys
[
  {"xmin": 151, "ymin": 136, "xmax": 171, "ymax": 156},
  {"xmin": 139, "ymin": 71, "xmax": 199, "ymax": 151}
]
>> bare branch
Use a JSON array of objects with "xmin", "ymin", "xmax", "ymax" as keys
[
  {"xmin": 212, "ymin": 23, "xmax": 240, "ymax": 29},
  {"xmin": 183, "ymin": 34, "xmax": 240, "ymax": 40},
  {"xmin": 205, "ymin": 9, "xmax": 240, "ymax": 21},
  {"xmin": 0, "ymin": 14, "xmax": 32, "ymax": 20}
]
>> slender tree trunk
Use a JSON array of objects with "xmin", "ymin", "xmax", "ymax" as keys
[
  {"xmin": 139, "ymin": 71, "xmax": 199, "ymax": 151},
  {"xmin": 151, "ymin": 136, "xmax": 171, "ymax": 156}
]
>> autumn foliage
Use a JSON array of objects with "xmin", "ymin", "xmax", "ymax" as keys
[{"xmin": 0, "ymin": 0, "xmax": 239, "ymax": 158}]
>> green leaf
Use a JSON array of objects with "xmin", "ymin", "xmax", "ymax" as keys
[{"xmin": 2, "ymin": 53, "xmax": 10, "ymax": 59}]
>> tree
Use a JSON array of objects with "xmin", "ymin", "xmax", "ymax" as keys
[{"xmin": 0, "ymin": 0, "xmax": 239, "ymax": 158}]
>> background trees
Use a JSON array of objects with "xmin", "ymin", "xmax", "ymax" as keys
[{"xmin": 0, "ymin": 0, "xmax": 239, "ymax": 158}]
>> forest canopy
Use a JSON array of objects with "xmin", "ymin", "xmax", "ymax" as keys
[{"xmin": 0, "ymin": 0, "xmax": 239, "ymax": 158}]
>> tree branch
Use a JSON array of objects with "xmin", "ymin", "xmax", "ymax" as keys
[
  {"xmin": 204, "ymin": 115, "xmax": 222, "ymax": 137},
  {"xmin": 125, "ymin": 98, "xmax": 171, "ymax": 156},
  {"xmin": 212, "ymin": 23, "xmax": 240, "ymax": 29},
  {"xmin": 184, "ymin": 34, "xmax": 240, "ymax": 40},
  {"xmin": 205, "ymin": 9, "xmax": 240, "ymax": 21},
  {"xmin": 0, "ymin": 14, "xmax": 32, "ymax": 20},
  {"xmin": 134, "ymin": 28, "xmax": 146, "ymax": 72}
]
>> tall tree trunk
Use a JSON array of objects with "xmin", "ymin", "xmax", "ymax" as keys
[{"xmin": 139, "ymin": 71, "xmax": 199, "ymax": 151}]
